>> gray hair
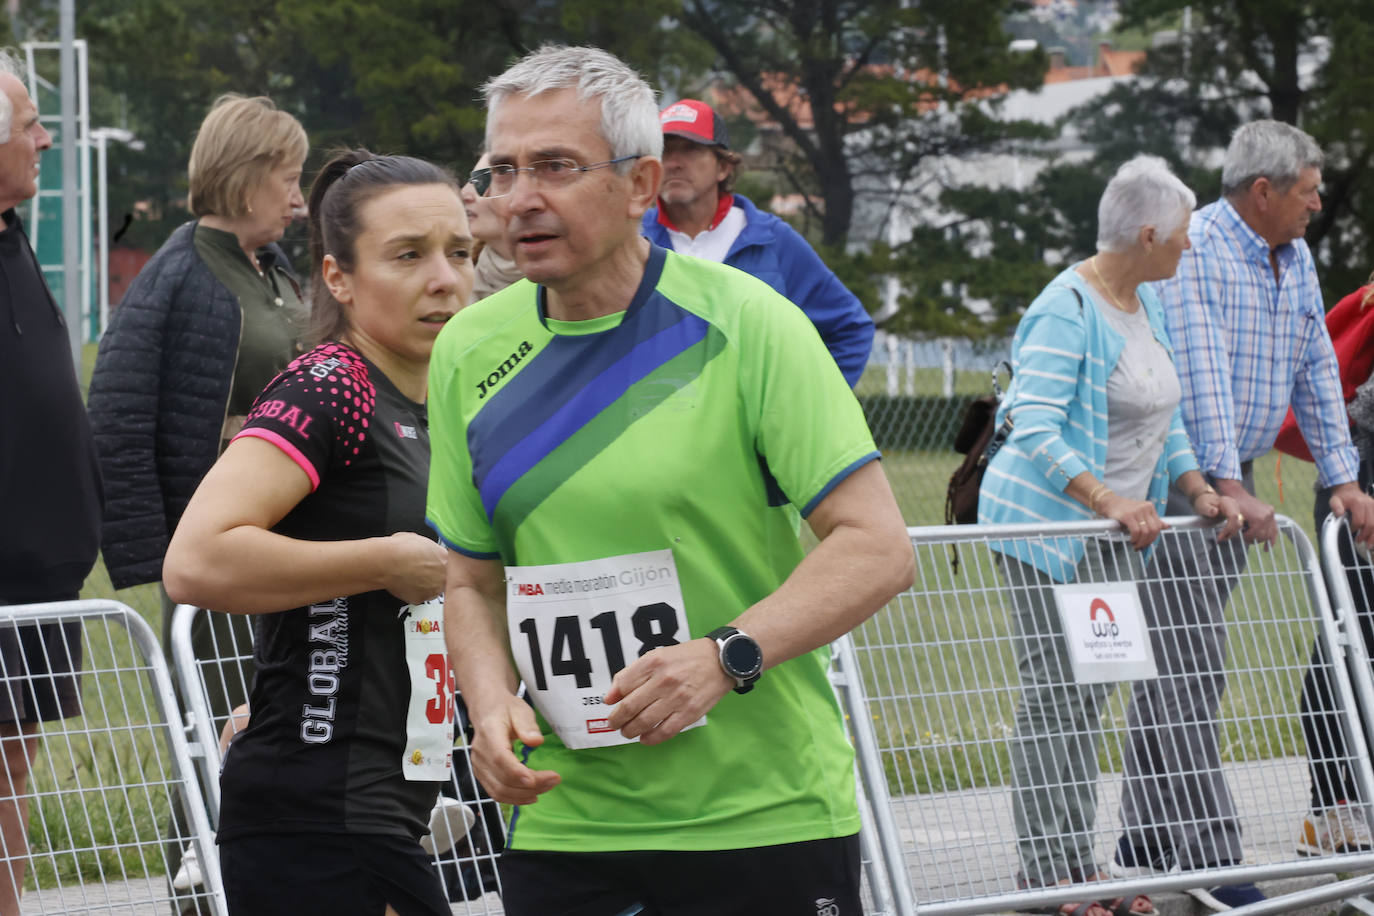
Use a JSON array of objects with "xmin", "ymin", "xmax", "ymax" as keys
[
  {"xmin": 0, "ymin": 47, "xmax": 28, "ymax": 144},
  {"xmin": 483, "ymin": 45, "xmax": 662, "ymax": 170},
  {"xmin": 1221, "ymin": 119, "xmax": 1324, "ymax": 197},
  {"xmin": 1096, "ymin": 155, "xmax": 1197, "ymax": 253}
]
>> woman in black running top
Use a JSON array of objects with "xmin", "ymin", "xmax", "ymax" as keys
[{"xmin": 165, "ymin": 149, "xmax": 475, "ymax": 916}]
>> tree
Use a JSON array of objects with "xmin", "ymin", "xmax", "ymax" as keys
[
  {"xmin": 677, "ymin": 0, "xmax": 1049, "ymax": 248},
  {"xmin": 880, "ymin": 0, "xmax": 1374, "ymax": 337},
  {"xmin": 76, "ymin": 0, "xmax": 713, "ymax": 255},
  {"xmin": 1093, "ymin": 0, "xmax": 1374, "ymax": 298}
]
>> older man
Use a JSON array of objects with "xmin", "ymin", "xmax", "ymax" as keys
[
  {"xmin": 1113, "ymin": 120, "xmax": 1374, "ymax": 911},
  {"xmin": 427, "ymin": 45, "xmax": 912, "ymax": 914},
  {"xmin": 0, "ymin": 48, "xmax": 102, "ymax": 913},
  {"xmin": 641, "ymin": 98, "xmax": 874, "ymax": 387}
]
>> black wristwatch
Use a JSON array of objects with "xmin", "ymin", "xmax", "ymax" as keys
[{"xmin": 707, "ymin": 626, "xmax": 763, "ymax": 694}]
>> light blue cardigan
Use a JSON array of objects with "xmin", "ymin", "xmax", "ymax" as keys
[{"xmin": 977, "ymin": 264, "xmax": 1200, "ymax": 582}]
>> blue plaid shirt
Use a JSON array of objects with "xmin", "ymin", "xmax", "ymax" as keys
[{"xmin": 1154, "ymin": 198, "xmax": 1358, "ymax": 487}]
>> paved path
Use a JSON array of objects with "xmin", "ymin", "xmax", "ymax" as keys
[
  {"xmin": 17, "ymin": 758, "xmax": 1374, "ymax": 914},
  {"xmin": 881, "ymin": 756, "xmax": 1374, "ymax": 915}
]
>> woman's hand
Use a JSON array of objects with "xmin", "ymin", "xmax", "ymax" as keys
[
  {"xmin": 1098, "ymin": 493, "xmax": 1168, "ymax": 550},
  {"xmin": 1192, "ymin": 490, "xmax": 1244, "ymax": 542},
  {"xmin": 381, "ymin": 533, "xmax": 448, "ymax": 604}
]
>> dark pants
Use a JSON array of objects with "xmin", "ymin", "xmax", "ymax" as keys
[
  {"xmin": 499, "ymin": 834, "xmax": 862, "ymax": 916},
  {"xmin": 1118, "ymin": 469, "xmax": 1252, "ymax": 870},
  {"xmin": 220, "ymin": 831, "xmax": 449, "ymax": 916},
  {"xmin": 1300, "ymin": 462, "xmax": 1374, "ymax": 809}
]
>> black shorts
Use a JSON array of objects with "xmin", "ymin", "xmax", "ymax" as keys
[
  {"xmin": 0, "ymin": 619, "xmax": 83, "ymax": 725},
  {"xmin": 219, "ymin": 832, "xmax": 450, "ymax": 916},
  {"xmin": 499, "ymin": 833, "xmax": 862, "ymax": 916}
]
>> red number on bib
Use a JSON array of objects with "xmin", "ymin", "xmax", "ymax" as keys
[{"xmin": 425, "ymin": 653, "xmax": 454, "ymax": 725}]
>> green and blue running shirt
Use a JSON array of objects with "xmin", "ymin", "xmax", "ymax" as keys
[{"xmin": 427, "ymin": 245, "xmax": 879, "ymax": 852}]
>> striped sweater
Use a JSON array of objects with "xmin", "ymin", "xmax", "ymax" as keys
[{"xmin": 978, "ymin": 264, "xmax": 1199, "ymax": 581}]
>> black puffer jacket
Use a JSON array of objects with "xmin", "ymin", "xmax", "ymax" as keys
[{"xmin": 87, "ymin": 222, "xmax": 295, "ymax": 589}]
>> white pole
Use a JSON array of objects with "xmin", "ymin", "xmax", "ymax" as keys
[
  {"xmin": 885, "ymin": 335, "xmax": 899, "ymax": 397},
  {"xmin": 60, "ymin": 0, "xmax": 79, "ymax": 370},
  {"xmin": 941, "ymin": 338, "xmax": 955, "ymax": 397},
  {"xmin": 21, "ymin": 44, "xmax": 37, "ymax": 251},
  {"xmin": 77, "ymin": 40, "xmax": 92, "ymax": 342},
  {"xmin": 96, "ymin": 133, "xmax": 109, "ymax": 335}
]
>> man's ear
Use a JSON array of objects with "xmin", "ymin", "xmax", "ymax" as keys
[
  {"xmin": 321, "ymin": 254, "xmax": 353, "ymax": 305},
  {"xmin": 627, "ymin": 156, "xmax": 664, "ymax": 219},
  {"xmin": 1250, "ymin": 176, "xmax": 1274, "ymax": 214}
]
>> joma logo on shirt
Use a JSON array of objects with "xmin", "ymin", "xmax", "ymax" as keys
[{"xmin": 476, "ymin": 340, "xmax": 533, "ymax": 399}]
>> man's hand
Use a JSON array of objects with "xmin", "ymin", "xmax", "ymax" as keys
[
  {"xmin": 1329, "ymin": 482, "xmax": 1374, "ymax": 549},
  {"xmin": 604, "ymin": 638, "xmax": 734, "ymax": 745},
  {"xmin": 1215, "ymin": 477, "xmax": 1277, "ymax": 548},
  {"xmin": 1191, "ymin": 491, "xmax": 1245, "ymax": 542},
  {"xmin": 468, "ymin": 694, "xmax": 560, "ymax": 805}
]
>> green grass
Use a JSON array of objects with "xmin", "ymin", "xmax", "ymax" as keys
[
  {"xmin": 856, "ymin": 449, "xmax": 1331, "ymax": 798},
  {"xmin": 853, "ymin": 363, "xmax": 1007, "ymax": 400}
]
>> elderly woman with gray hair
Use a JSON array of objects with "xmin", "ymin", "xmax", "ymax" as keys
[{"xmin": 978, "ymin": 155, "xmax": 1242, "ymax": 916}]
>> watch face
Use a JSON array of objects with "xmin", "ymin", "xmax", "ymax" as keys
[{"xmin": 721, "ymin": 634, "xmax": 763, "ymax": 678}]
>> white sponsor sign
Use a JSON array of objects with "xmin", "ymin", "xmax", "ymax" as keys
[{"xmin": 1052, "ymin": 583, "xmax": 1157, "ymax": 684}]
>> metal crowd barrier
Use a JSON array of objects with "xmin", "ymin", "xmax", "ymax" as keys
[
  {"xmin": 169, "ymin": 603, "xmax": 507, "ymax": 913},
  {"xmin": 168, "ymin": 603, "xmax": 898, "ymax": 916},
  {"xmin": 830, "ymin": 516, "xmax": 1374, "ymax": 916},
  {"xmin": 0, "ymin": 599, "xmax": 222, "ymax": 914}
]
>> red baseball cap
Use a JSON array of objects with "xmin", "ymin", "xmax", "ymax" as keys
[{"xmin": 659, "ymin": 99, "xmax": 730, "ymax": 149}]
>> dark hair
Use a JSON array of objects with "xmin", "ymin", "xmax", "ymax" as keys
[
  {"xmin": 306, "ymin": 148, "xmax": 458, "ymax": 344},
  {"xmin": 716, "ymin": 148, "xmax": 743, "ymax": 197}
]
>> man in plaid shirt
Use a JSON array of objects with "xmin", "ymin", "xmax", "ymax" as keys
[{"xmin": 1111, "ymin": 120, "xmax": 1374, "ymax": 912}]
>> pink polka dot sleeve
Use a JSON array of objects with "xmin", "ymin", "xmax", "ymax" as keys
[{"xmin": 233, "ymin": 343, "xmax": 378, "ymax": 491}]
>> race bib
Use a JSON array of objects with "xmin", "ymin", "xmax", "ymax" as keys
[
  {"xmin": 401, "ymin": 597, "xmax": 454, "ymax": 781},
  {"xmin": 506, "ymin": 549, "xmax": 704, "ymax": 749}
]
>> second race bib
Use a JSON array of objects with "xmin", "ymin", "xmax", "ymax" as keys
[
  {"xmin": 400, "ymin": 597, "xmax": 455, "ymax": 781},
  {"xmin": 506, "ymin": 549, "xmax": 704, "ymax": 749}
]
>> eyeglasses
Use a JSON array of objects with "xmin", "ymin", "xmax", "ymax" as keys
[
  {"xmin": 467, "ymin": 168, "xmax": 493, "ymax": 197},
  {"xmin": 481, "ymin": 155, "xmax": 644, "ymax": 198}
]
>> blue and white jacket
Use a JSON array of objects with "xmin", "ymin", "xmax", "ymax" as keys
[
  {"xmin": 642, "ymin": 193, "xmax": 874, "ymax": 386},
  {"xmin": 977, "ymin": 264, "xmax": 1199, "ymax": 581}
]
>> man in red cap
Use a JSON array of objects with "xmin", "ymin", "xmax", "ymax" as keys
[{"xmin": 642, "ymin": 98, "xmax": 874, "ymax": 386}]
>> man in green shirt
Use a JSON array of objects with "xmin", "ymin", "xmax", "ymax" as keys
[{"xmin": 428, "ymin": 45, "xmax": 913, "ymax": 915}]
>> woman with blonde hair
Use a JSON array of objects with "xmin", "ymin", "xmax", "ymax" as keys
[{"xmin": 86, "ymin": 93, "xmax": 308, "ymax": 895}]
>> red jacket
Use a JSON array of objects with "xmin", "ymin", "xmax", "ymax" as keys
[{"xmin": 1275, "ymin": 285, "xmax": 1374, "ymax": 461}]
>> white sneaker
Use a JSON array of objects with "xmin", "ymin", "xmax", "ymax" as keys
[
  {"xmin": 1297, "ymin": 803, "xmax": 1374, "ymax": 856},
  {"xmin": 171, "ymin": 840, "xmax": 205, "ymax": 891},
  {"xmin": 420, "ymin": 797, "xmax": 476, "ymax": 856}
]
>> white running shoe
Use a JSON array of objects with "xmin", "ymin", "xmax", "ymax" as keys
[
  {"xmin": 171, "ymin": 839, "xmax": 206, "ymax": 892},
  {"xmin": 1297, "ymin": 803, "xmax": 1374, "ymax": 856},
  {"xmin": 421, "ymin": 797, "xmax": 477, "ymax": 856}
]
